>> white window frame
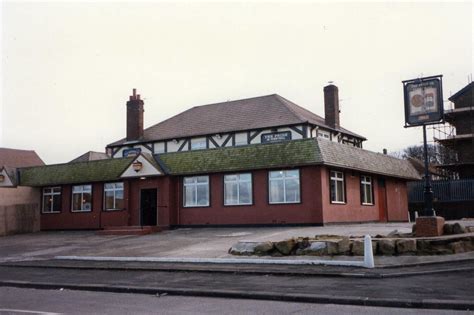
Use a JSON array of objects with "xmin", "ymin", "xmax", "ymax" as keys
[
  {"xmin": 104, "ymin": 182, "xmax": 124, "ymax": 211},
  {"xmin": 268, "ymin": 169, "xmax": 301, "ymax": 204},
  {"xmin": 224, "ymin": 173, "xmax": 253, "ymax": 206},
  {"xmin": 183, "ymin": 176, "xmax": 210, "ymax": 207},
  {"xmin": 330, "ymin": 170, "xmax": 345, "ymax": 204},
  {"xmin": 42, "ymin": 187, "xmax": 61, "ymax": 214},
  {"xmin": 361, "ymin": 175, "xmax": 374, "ymax": 205},
  {"xmin": 71, "ymin": 184, "xmax": 92, "ymax": 212}
]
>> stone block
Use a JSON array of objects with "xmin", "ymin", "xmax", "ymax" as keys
[
  {"xmin": 396, "ymin": 239, "xmax": 417, "ymax": 254},
  {"xmin": 378, "ymin": 239, "xmax": 396, "ymax": 255},
  {"xmin": 350, "ymin": 239, "xmax": 376, "ymax": 256},
  {"xmin": 443, "ymin": 223, "xmax": 454, "ymax": 235},
  {"xmin": 327, "ymin": 237, "xmax": 350, "ymax": 255},
  {"xmin": 449, "ymin": 241, "xmax": 465, "ymax": 254},
  {"xmin": 300, "ymin": 241, "xmax": 327, "ymax": 256},
  {"xmin": 254, "ymin": 242, "xmax": 274, "ymax": 256},
  {"xmin": 415, "ymin": 216, "xmax": 445, "ymax": 237},
  {"xmin": 275, "ymin": 239, "xmax": 297, "ymax": 255},
  {"xmin": 228, "ymin": 242, "xmax": 258, "ymax": 256},
  {"xmin": 452, "ymin": 223, "xmax": 466, "ymax": 235}
]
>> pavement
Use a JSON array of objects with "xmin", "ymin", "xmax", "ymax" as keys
[{"xmin": 1, "ymin": 221, "xmax": 473, "ymax": 310}]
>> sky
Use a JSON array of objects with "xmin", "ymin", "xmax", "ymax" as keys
[{"xmin": 1, "ymin": 1, "xmax": 472, "ymax": 164}]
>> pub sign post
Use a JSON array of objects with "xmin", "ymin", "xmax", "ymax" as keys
[{"xmin": 402, "ymin": 75, "xmax": 444, "ymax": 217}]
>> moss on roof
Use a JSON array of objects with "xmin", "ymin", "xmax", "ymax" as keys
[
  {"xmin": 19, "ymin": 157, "xmax": 133, "ymax": 186},
  {"xmin": 156, "ymin": 139, "xmax": 321, "ymax": 175}
]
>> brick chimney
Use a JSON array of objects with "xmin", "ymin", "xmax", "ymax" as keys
[
  {"xmin": 324, "ymin": 84, "xmax": 340, "ymax": 129},
  {"xmin": 126, "ymin": 88, "xmax": 144, "ymax": 141}
]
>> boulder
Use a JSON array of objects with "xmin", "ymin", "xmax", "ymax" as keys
[
  {"xmin": 300, "ymin": 241, "xmax": 327, "ymax": 256},
  {"xmin": 228, "ymin": 242, "xmax": 258, "ymax": 255},
  {"xmin": 378, "ymin": 239, "xmax": 396, "ymax": 255},
  {"xmin": 387, "ymin": 230, "xmax": 400, "ymax": 238},
  {"xmin": 254, "ymin": 242, "xmax": 274, "ymax": 256},
  {"xmin": 327, "ymin": 237, "xmax": 350, "ymax": 255},
  {"xmin": 449, "ymin": 241, "xmax": 465, "ymax": 254},
  {"xmin": 351, "ymin": 240, "xmax": 377, "ymax": 256},
  {"xmin": 275, "ymin": 239, "xmax": 297, "ymax": 255},
  {"xmin": 452, "ymin": 223, "xmax": 466, "ymax": 235},
  {"xmin": 466, "ymin": 226, "xmax": 474, "ymax": 233},
  {"xmin": 396, "ymin": 239, "xmax": 417, "ymax": 254},
  {"xmin": 443, "ymin": 223, "xmax": 454, "ymax": 235}
]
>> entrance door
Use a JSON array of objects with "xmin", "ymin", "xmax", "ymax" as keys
[
  {"xmin": 377, "ymin": 179, "xmax": 388, "ymax": 222},
  {"xmin": 140, "ymin": 189, "xmax": 157, "ymax": 226}
]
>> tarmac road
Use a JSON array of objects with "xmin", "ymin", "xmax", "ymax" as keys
[
  {"xmin": 0, "ymin": 287, "xmax": 469, "ymax": 315},
  {"xmin": 0, "ymin": 265, "xmax": 472, "ymax": 311}
]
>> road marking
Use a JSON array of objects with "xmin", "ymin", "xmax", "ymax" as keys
[{"xmin": 0, "ymin": 309, "xmax": 61, "ymax": 315}]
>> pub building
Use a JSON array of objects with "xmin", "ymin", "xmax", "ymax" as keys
[{"xmin": 19, "ymin": 85, "xmax": 420, "ymax": 232}]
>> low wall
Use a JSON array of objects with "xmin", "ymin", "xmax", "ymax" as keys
[{"xmin": 0, "ymin": 203, "xmax": 40, "ymax": 236}]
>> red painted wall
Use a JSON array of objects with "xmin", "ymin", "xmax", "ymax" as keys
[
  {"xmin": 320, "ymin": 167, "xmax": 409, "ymax": 224},
  {"xmin": 177, "ymin": 166, "xmax": 324, "ymax": 226}
]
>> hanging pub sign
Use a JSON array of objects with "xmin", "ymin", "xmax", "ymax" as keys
[
  {"xmin": 261, "ymin": 131, "xmax": 292, "ymax": 144},
  {"xmin": 402, "ymin": 75, "xmax": 444, "ymax": 127},
  {"xmin": 122, "ymin": 148, "xmax": 141, "ymax": 157}
]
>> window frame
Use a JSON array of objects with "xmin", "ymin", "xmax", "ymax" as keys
[
  {"xmin": 268, "ymin": 169, "xmax": 301, "ymax": 205},
  {"xmin": 360, "ymin": 175, "xmax": 374, "ymax": 206},
  {"xmin": 71, "ymin": 184, "xmax": 93, "ymax": 212},
  {"xmin": 329, "ymin": 170, "xmax": 346, "ymax": 204},
  {"xmin": 183, "ymin": 176, "xmax": 210, "ymax": 208},
  {"xmin": 42, "ymin": 186, "xmax": 62, "ymax": 214},
  {"xmin": 103, "ymin": 182, "xmax": 125, "ymax": 211},
  {"xmin": 223, "ymin": 173, "xmax": 253, "ymax": 206}
]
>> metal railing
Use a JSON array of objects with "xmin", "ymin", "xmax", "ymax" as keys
[{"xmin": 408, "ymin": 179, "xmax": 474, "ymax": 203}]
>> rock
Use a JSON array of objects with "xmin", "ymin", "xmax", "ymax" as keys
[
  {"xmin": 449, "ymin": 241, "xmax": 465, "ymax": 254},
  {"xmin": 350, "ymin": 239, "xmax": 377, "ymax": 256},
  {"xmin": 275, "ymin": 239, "xmax": 297, "ymax": 255},
  {"xmin": 301, "ymin": 241, "xmax": 327, "ymax": 256},
  {"xmin": 452, "ymin": 223, "xmax": 466, "ymax": 235},
  {"xmin": 254, "ymin": 242, "xmax": 274, "ymax": 256},
  {"xmin": 443, "ymin": 223, "xmax": 454, "ymax": 235},
  {"xmin": 327, "ymin": 237, "xmax": 350, "ymax": 255},
  {"xmin": 374, "ymin": 234, "xmax": 385, "ymax": 239},
  {"xmin": 466, "ymin": 226, "xmax": 474, "ymax": 233},
  {"xmin": 387, "ymin": 230, "xmax": 400, "ymax": 238},
  {"xmin": 416, "ymin": 239, "xmax": 453, "ymax": 255},
  {"xmin": 295, "ymin": 238, "xmax": 311, "ymax": 251},
  {"xmin": 228, "ymin": 242, "xmax": 258, "ymax": 255},
  {"xmin": 462, "ymin": 239, "xmax": 474, "ymax": 251},
  {"xmin": 396, "ymin": 239, "xmax": 417, "ymax": 254},
  {"xmin": 378, "ymin": 239, "xmax": 396, "ymax": 255}
]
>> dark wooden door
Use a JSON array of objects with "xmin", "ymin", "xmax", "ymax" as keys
[
  {"xmin": 140, "ymin": 189, "xmax": 157, "ymax": 226},
  {"xmin": 377, "ymin": 178, "xmax": 388, "ymax": 222}
]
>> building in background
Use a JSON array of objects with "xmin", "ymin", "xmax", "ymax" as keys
[{"xmin": 0, "ymin": 148, "xmax": 44, "ymax": 236}]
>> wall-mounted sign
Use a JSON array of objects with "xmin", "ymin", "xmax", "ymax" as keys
[
  {"xmin": 123, "ymin": 148, "xmax": 141, "ymax": 157},
  {"xmin": 403, "ymin": 75, "xmax": 444, "ymax": 126},
  {"xmin": 261, "ymin": 131, "xmax": 292, "ymax": 144}
]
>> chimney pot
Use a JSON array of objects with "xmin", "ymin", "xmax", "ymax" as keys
[{"xmin": 383, "ymin": 148, "xmax": 388, "ymax": 155}]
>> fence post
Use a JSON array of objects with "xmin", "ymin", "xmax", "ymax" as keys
[{"xmin": 363, "ymin": 235, "xmax": 375, "ymax": 268}]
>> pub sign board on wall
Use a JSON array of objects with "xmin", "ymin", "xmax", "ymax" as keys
[
  {"xmin": 261, "ymin": 131, "xmax": 292, "ymax": 144},
  {"xmin": 403, "ymin": 75, "xmax": 444, "ymax": 127}
]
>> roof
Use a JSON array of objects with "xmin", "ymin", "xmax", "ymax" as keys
[
  {"xmin": 0, "ymin": 148, "xmax": 44, "ymax": 168},
  {"xmin": 156, "ymin": 139, "xmax": 320, "ymax": 175},
  {"xmin": 404, "ymin": 157, "xmax": 444, "ymax": 177},
  {"xmin": 317, "ymin": 140, "xmax": 421, "ymax": 180},
  {"xmin": 70, "ymin": 151, "xmax": 110, "ymax": 163},
  {"xmin": 108, "ymin": 94, "xmax": 365, "ymax": 147},
  {"xmin": 19, "ymin": 157, "xmax": 133, "ymax": 187},
  {"xmin": 448, "ymin": 82, "xmax": 473, "ymax": 102},
  {"xmin": 156, "ymin": 138, "xmax": 420, "ymax": 180}
]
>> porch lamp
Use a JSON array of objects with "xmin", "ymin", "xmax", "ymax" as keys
[
  {"xmin": 0, "ymin": 174, "xmax": 4, "ymax": 182},
  {"xmin": 132, "ymin": 161, "xmax": 143, "ymax": 172}
]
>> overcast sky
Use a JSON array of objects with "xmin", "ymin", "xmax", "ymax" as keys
[{"xmin": 1, "ymin": 1, "xmax": 472, "ymax": 164}]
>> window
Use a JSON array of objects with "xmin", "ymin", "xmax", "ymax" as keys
[
  {"xmin": 42, "ymin": 187, "xmax": 61, "ymax": 213},
  {"xmin": 317, "ymin": 131, "xmax": 330, "ymax": 139},
  {"xmin": 269, "ymin": 170, "xmax": 300, "ymax": 204},
  {"xmin": 72, "ymin": 185, "xmax": 92, "ymax": 212},
  {"xmin": 191, "ymin": 138, "xmax": 206, "ymax": 150},
  {"xmin": 330, "ymin": 171, "xmax": 345, "ymax": 203},
  {"xmin": 104, "ymin": 182, "xmax": 124, "ymax": 210},
  {"xmin": 360, "ymin": 175, "xmax": 374, "ymax": 205},
  {"xmin": 224, "ymin": 173, "xmax": 252, "ymax": 205},
  {"xmin": 183, "ymin": 176, "xmax": 209, "ymax": 207}
]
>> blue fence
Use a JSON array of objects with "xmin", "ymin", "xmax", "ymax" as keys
[{"xmin": 408, "ymin": 179, "xmax": 474, "ymax": 203}]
